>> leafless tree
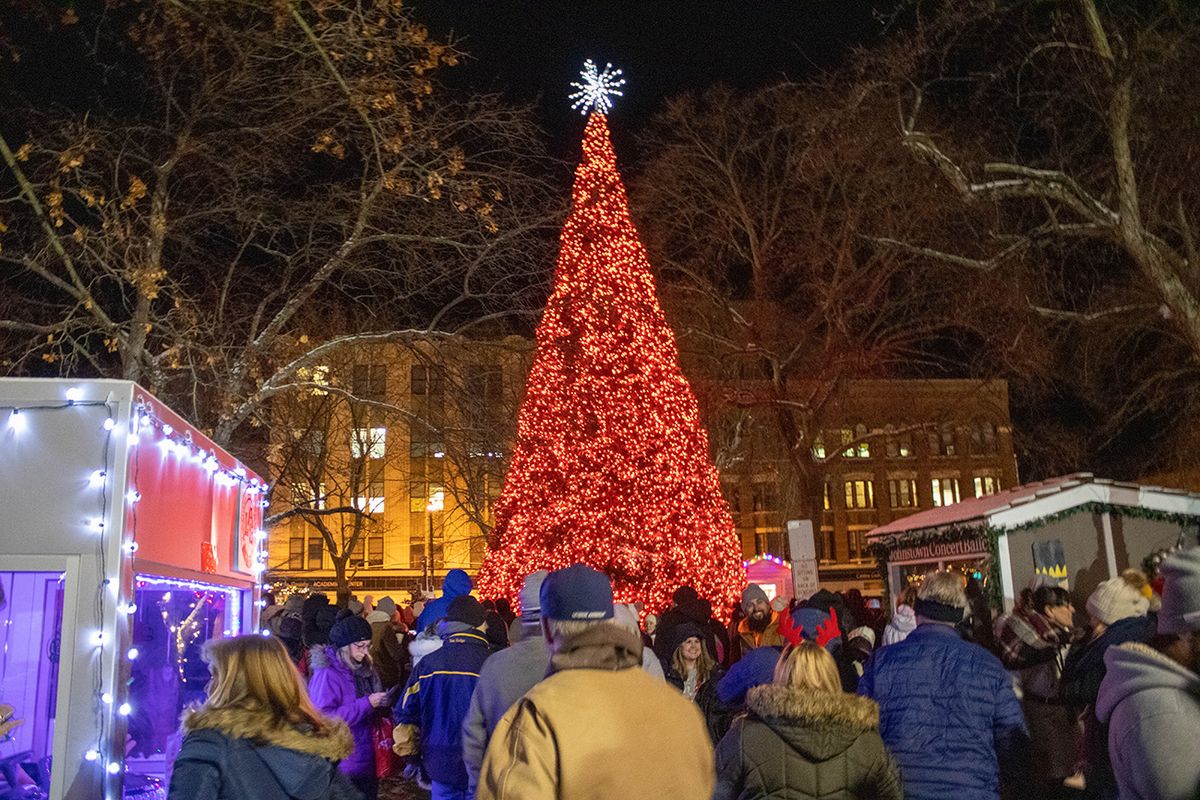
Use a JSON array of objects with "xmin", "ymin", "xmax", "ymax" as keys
[
  {"xmin": 633, "ymin": 80, "xmax": 995, "ymax": 525},
  {"xmin": 0, "ymin": 0, "xmax": 561, "ymax": 457},
  {"xmin": 874, "ymin": 0, "xmax": 1200, "ymax": 475}
]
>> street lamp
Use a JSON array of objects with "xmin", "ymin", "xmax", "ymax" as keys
[{"xmin": 424, "ymin": 489, "xmax": 445, "ymax": 592}]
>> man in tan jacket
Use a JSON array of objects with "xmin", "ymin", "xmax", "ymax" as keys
[{"xmin": 477, "ymin": 564, "xmax": 714, "ymax": 800}]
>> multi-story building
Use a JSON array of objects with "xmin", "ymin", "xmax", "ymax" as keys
[
  {"xmin": 264, "ymin": 336, "xmax": 529, "ymax": 600},
  {"xmin": 709, "ymin": 379, "xmax": 1019, "ymax": 593},
  {"xmin": 266, "ymin": 331, "xmax": 1017, "ymax": 598}
]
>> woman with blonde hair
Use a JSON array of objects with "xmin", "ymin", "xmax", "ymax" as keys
[
  {"xmin": 167, "ymin": 634, "xmax": 359, "ymax": 800},
  {"xmin": 713, "ymin": 641, "xmax": 902, "ymax": 800}
]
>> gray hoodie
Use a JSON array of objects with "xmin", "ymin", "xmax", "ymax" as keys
[{"xmin": 1096, "ymin": 641, "xmax": 1200, "ymax": 800}]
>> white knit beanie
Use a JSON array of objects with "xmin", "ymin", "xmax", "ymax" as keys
[{"xmin": 1086, "ymin": 577, "xmax": 1149, "ymax": 626}]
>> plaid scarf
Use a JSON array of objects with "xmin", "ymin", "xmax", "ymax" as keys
[{"xmin": 996, "ymin": 606, "xmax": 1069, "ymax": 670}]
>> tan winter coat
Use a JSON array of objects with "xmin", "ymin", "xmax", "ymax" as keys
[{"xmin": 477, "ymin": 624, "xmax": 714, "ymax": 800}]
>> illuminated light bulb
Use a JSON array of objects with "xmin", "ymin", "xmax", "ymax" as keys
[
  {"xmin": 124, "ymin": 542, "xmax": 139, "ymax": 554},
  {"xmin": 101, "ymin": 692, "xmax": 113, "ymax": 705},
  {"xmin": 126, "ymin": 490, "xmax": 141, "ymax": 504},
  {"xmin": 84, "ymin": 749, "xmax": 100, "ymax": 762},
  {"xmin": 106, "ymin": 762, "xmax": 121, "ymax": 775},
  {"xmin": 260, "ymin": 629, "xmax": 271, "ymax": 637},
  {"xmin": 89, "ymin": 469, "xmax": 107, "ymax": 487},
  {"xmin": 158, "ymin": 439, "xmax": 173, "ymax": 455},
  {"xmin": 139, "ymin": 414, "xmax": 152, "ymax": 428},
  {"xmin": 256, "ymin": 599, "xmax": 267, "ymax": 608},
  {"xmin": 65, "ymin": 387, "xmax": 84, "ymax": 402},
  {"xmin": 8, "ymin": 410, "xmax": 25, "ymax": 432},
  {"xmin": 162, "ymin": 592, "xmax": 171, "ymax": 601},
  {"xmin": 102, "ymin": 418, "xmax": 116, "ymax": 431},
  {"xmin": 119, "ymin": 602, "xmax": 137, "ymax": 614},
  {"xmin": 117, "ymin": 702, "xmax": 132, "ymax": 716},
  {"xmin": 128, "ymin": 430, "xmax": 140, "ymax": 445},
  {"xmin": 254, "ymin": 529, "xmax": 267, "ymax": 541},
  {"xmin": 161, "ymin": 424, "xmax": 173, "ymax": 436},
  {"xmin": 93, "ymin": 631, "xmax": 106, "ymax": 647},
  {"xmin": 88, "ymin": 517, "xmax": 105, "ymax": 532}
]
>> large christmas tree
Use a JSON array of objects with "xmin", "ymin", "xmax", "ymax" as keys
[{"xmin": 477, "ymin": 64, "xmax": 745, "ymax": 617}]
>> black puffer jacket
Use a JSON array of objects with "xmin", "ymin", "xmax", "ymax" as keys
[{"xmin": 713, "ymin": 684, "xmax": 902, "ymax": 800}]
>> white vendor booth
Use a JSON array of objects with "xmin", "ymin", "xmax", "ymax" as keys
[
  {"xmin": 867, "ymin": 473, "xmax": 1200, "ymax": 612},
  {"xmin": 0, "ymin": 379, "xmax": 266, "ymax": 800}
]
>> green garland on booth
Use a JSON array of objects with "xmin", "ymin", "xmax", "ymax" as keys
[{"xmin": 869, "ymin": 502, "xmax": 1200, "ymax": 609}]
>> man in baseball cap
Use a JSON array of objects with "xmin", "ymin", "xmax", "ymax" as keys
[
  {"xmin": 477, "ymin": 564, "xmax": 713, "ymax": 799},
  {"xmin": 1098, "ymin": 546, "xmax": 1200, "ymax": 800}
]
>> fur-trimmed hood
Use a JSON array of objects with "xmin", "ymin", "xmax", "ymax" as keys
[
  {"xmin": 182, "ymin": 704, "xmax": 354, "ymax": 762},
  {"xmin": 746, "ymin": 684, "xmax": 881, "ymax": 761}
]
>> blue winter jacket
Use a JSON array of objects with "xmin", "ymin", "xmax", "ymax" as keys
[
  {"xmin": 858, "ymin": 623, "xmax": 1028, "ymax": 800},
  {"xmin": 415, "ymin": 569, "xmax": 473, "ymax": 632},
  {"xmin": 394, "ymin": 629, "xmax": 491, "ymax": 788}
]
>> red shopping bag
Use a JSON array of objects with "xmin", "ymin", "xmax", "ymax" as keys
[{"xmin": 373, "ymin": 715, "xmax": 398, "ymax": 780}]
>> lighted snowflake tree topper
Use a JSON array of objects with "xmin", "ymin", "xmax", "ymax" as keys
[{"xmin": 569, "ymin": 59, "xmax": 626, "ymax": 115}]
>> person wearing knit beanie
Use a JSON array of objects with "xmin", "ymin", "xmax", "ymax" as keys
[
  {"xmin": 741, "ymin": 583, "xmax": 769, "ymax": 615},
  {"xmin": 329, "ymin": 615, "xmax": 373, "ymax": 650},
  {"xmin": 1087, "ymin": 577, "xmax": 1150, "ymax": 627}
]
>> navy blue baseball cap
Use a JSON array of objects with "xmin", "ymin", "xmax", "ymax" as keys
[{"xmin": 540, "ymin": 564, "xmax": 614, "ymax": 621}]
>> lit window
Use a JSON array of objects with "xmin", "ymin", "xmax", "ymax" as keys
[
  {"xmin": 307, "ymin": 535, "xmax": 324, "ymax": 568},
  {"xmin": 812, "ymin": 435, "xmax": 826, "ymax": 459},
  {"xmin": 930, "ymin": 426, "xmax": 956, "ymax": 457},
  {"xmin": 970, "ymin": 422, "xmax": 998, "ymax": 456},
  {"xmin": 844, "ymin": 479, "xmax": 874, "ymax": 509},
  {"xmin": 353, "ymin": 495, "xmax": 385, "ymax": 514},
  {"xmin": 350, "ymin": 428, "xmax": 386, "ymax": 459},
  {"xmin": 932, "ymin": 477, "xmax": 960, "ymax": 507},
  {"xmin": 888, "ymin": 479, "xmax": 918, "ymax": 508},
  {"xmin": 886, "ymin": 432, "xmax": 913, "ymax": 458},
  {"xmin": 974, "ymin": 475, "xmax": 1000, "ymax": 497}
]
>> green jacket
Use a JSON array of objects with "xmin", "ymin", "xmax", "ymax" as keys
[{"xmin": 714, "ymin": 684, "xmax": 903, "ymax": 800}]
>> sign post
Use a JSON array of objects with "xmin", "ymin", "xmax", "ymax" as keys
[{"xmin": 787, "ymin": 519, "xmax": 820, "ymax": 602}]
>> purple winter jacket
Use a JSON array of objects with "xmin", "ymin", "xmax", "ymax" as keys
[{"xmin": 307, "ymin": 646, "xmax": 382, "ymax": 778}]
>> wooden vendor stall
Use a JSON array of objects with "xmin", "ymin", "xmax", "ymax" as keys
[
  {"xmin": 866, "ymin": 473, "xmax": 1200, "ymax": 612},
  {"xmin": 0, "ymin": 379, "xmax": 267, "ymax": 800}
]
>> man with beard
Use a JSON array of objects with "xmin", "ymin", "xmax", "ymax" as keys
[
  {"xmin": 729, "ymin": 584, "xmax": 785, "ymax": 665},
  {"xmin": 1098, "ymin": 546, "xmax": 1200, "ymax": 800}
]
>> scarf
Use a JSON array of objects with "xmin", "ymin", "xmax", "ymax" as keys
[{"xmin": 996, "ymin": 605, "xmax": 1071, "ymax": 670}]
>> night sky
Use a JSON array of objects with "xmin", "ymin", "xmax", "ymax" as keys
[{"xmin": 410, "ymin": 1, "xmax": 886, "ymax": 157}]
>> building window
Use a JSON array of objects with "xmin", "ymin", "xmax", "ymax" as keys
[
  {"xmin": 751, "ymin": 481, "xmax": 779, "ymax": 513},
  {"xmin": 307, "ymin": 535, "xmax": 324, "ymax": 569},
  {"xmin": 841, "ymin": 425, "xmax": 870, "ymax": 459},
  {"xmin": 886, "ymin": 432, "xmax": 913, "ymax": 458},
  {"xmin": 812, "ymin": 434, "xmax": 826, "ymax": 459},
  {"xmin": 974, "ymin": 475, "xmax": 1000, "ymax": 497},
  {"xmin": 823, "ymin": 482, "xmax": 831, "ymax": 511},
  {"xmin": 352, "ymin": 364, "xmax": 387, "ymax": 401},
  {"xmin": 888, "ymin": 478, "xmax": 918, "ymax": 508},
  {"xmin": 821, "ymin": 528, "xmax": 837, "ymax": 561},
  {"xmin": 930, "ymin": 426, "xmax": 956, "ymax": 457},
  {"xmin": 465, "ymin": 364, "xmax": 503, "ymax": 403},
  {"xmin": 849, "ymin": 528, "xmax": 869, "ymax": 560},
  {"xmin": 410, "ymin": 478, "xmax": 444, "ymax": 513},
  {"xmin": 288, "ymin": 535, "xmax": 304, "ymax": 569},
  {"xmin": 409, "ymin": 422, "xmax": 444, "ymax": 459},
  {"xmin": 932, "ymin": 477, "xmax": 960, "ymax": 507},
  {"xmin": 723, "ymin": 483, "xmax": 742, "ymax": 515},
  {"xmin": 844, "ymin": 479, "xmax": 874, "ymax": 509},
  {"xmin": 410, "ymin": 364, "xmax": 444, "ymax": 396},
  {"xmin": 353, "ymin": 475, "xmax": 385, "ymax": 514},
  {"xmin": 350, "ymin": 534, "xmax": 384, "ymax": 568},
  {"xmin": 350, "ymin": 427, "xmax": 386, "ymax": 460},
  {"xmin": 970, "ymin": 422, "xmax": 998, "ymax": 456},
  {"xmin": 293, "ymin": 428, "xmax": 326, "ymax": 457}
]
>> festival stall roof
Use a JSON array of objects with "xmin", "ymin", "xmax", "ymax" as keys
[{"xmin": 867, "ymin": 473, "xmax": 1200, "ymax": 609}]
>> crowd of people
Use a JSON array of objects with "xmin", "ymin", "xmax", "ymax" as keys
[{"xmin": 163, "ymin": 547, "xmax": 1200, "ymax": 800}]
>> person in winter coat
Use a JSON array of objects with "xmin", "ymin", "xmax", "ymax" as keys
[
  {"xmin": 613, "ymin": 602, "xmax": 666, "ymax": 680},
  {"xmin": 308, "ymin": 615, "xmax": 389, "ymax": 800},
  {"xmin": 730, "ymin": 584, "xmax": 785, "ymax": 664},
  {"xmin": 714, "ymin": 641, "xmax": 902, "ymax": 800},
  {"xmin": 368, "ymin": 596, "xmax": 408, "ymax": 691},
  {"xmin": 394, "ymin": 594, "xmax": 493, "ymax": 800},
  {"xmin": 858, "ymin": 571, "xmax": 1028, "ymax": 800},
  {"xmin": 477, "ymin": 564, "xmax": 714, "ymax": 800},
  {"xmin": 462, "ymin": 571, "xmax": 551, "ymax": 797},
  {"xmin": 168, "ymin": 633, "xmax": 360, "ymax": 800},
  {"xmin": 1060, "ymin": 574, "xmax": 1151, "ymax": 797},
  {"xmin": 416, "ymin": 569, "xmax": 474, "ymax": 631},
  {"xmin": 993, "ymin": 584, "xmax": 1080, "ymax": 792},
  {"xmin": 1097, "ymin": 545, "xmax": 1200, "ymax": 800},
  {"xmin": 880, "ymin": 586, "xmax": 917, "ymax": 647}
]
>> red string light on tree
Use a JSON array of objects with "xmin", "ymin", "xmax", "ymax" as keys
[{"xmin": 476, "ymin": 66, "xmax": 745, "ymax": 620}]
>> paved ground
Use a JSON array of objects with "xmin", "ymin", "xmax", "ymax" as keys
[{"xmin": 379, "ymin": 775, "xmax": 431, "ymax": 800}]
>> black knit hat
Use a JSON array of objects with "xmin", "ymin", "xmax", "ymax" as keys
[
  {"xmin": 329, "ymin": 615, "xmax": 373, "ymax": 649},
  {"xmin": 446, "ymin": 595, "xmax": 487, "ymax": 627}
]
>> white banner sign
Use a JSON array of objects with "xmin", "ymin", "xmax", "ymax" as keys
[{"xmin": 787, "ymin": 519, "xmax": 820, "ymax": 600}]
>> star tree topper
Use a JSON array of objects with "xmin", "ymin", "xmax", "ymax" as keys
[{"xmin": 569, "ymin": 59, "xmax": 626, "ymax": 115}]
